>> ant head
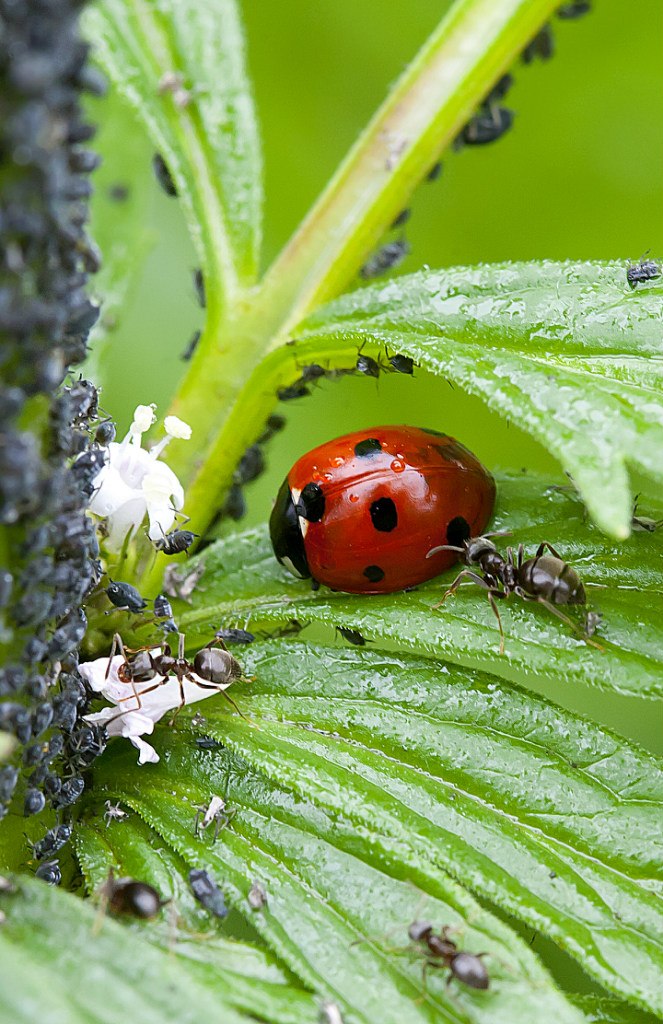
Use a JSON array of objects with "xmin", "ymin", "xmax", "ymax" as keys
[{"xmin": 408, "ymin": 920, "xmax": 434, "ymax": 942}]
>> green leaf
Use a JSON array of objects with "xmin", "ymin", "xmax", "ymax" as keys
[
  {"xmin": 86, "ymin": 632, "xmax": 663, "ymax": 1014},
  {"xmin": 75, "ymin": 818, "xmax": 318, "ymax": 1024},
  {"xmin": 171, "ymin": 473, "xmax": 663, "ymax": 700},
  {"xmin": 85, "ymin": 90, "xmax": 155, "ymax": 383},
  {"xmin": 84, "ymin": 0, "xmax": 262, "ymax": 303},
  {"xmin": 0, "ymin": 877, "xmax": 251, "ymax": 1024},
  {"xmin": 82, "ymin": 737, "xmax": 586, "ymax": 1024},
  {"xmin": 292, "ymin": 260, "xmax": 663, "ymax": 538},
  {"xmin": 570, "ymin": 995, "xmax": 661, "ymax": 1024}
]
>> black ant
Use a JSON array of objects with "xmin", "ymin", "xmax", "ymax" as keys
[
  {"xmin": 408, "ymin": 921, "xmax": 489, "ymax": 990},
  {"xmin": 428, "ymin": 536, "xmax": 601, "ymax": 653},
  {"xmin": 107, "ymin": 631, "xmax": 244, "ymax": 721}
]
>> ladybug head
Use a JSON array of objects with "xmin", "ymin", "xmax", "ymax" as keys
[{"xmin": 269, "ymin": 477, "xmax": 310, "ymax": 580}]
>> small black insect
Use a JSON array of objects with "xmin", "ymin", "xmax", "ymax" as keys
[
  {"xmin": 104, "ymin": 875, "xmax": 167, "ymax": 919},
  {"xmin": 189, "ymin": 867, "xmax": 228, "ymax": 918},
  {"xmin": 360, "ymin": 238, "xmax": 410, "ymax": 279},
  {"xmin": 222, "ymin": 483, "xmax": 246, "ymax": 521},
  {"xmin": 153, "ymin": 593, "xmax": 174, "ymax": 620},
  {"xmin": 461, "ymin": 105, "xmax": 513, "ymax": 146},
  {"xmin": 24, "ymin": 789, "xmax": 46, "ymax": 816},
  {"xmin": 215, "ymin": 627, "xmax": 255, "ymax": 645},
  {"xmin": 356, "ymin": 353, "xmax": 381, "ymax": 378},
  {"xmin": 277, "ymin": 382, "xmax": 310, "ymax": 402},
  {"xmin": 193, "ymin": 267, "xmax": 206, "ymax": 307},
  {"xmin": 35, "ymin": 859, "xmax": 61, "ymax": 886},
  {"xmin": 522, "ymin": 24, "xmax": 554, "ymax": 63},
  {"xmin": 408, "ymin": 920, "xmax": 489, "ymax": 990},
  {"xmin": 235, "ymin": 444, "xmax": 265, "ymax": 485},
  {"xmin": 391, "ymin": 208, "xmax": 411, "ymax": 228},
  {"xmin": 32, "ymin": 824, "xmax": 72, "ymax": 861},
  {"xmin": 108, "ymin": 183, "xmax": 129, "ymax": 202},
  {"xmin": 195, "ymin": 735, "xmax": 224, "ymax": 751},
  {"xmin": 337, "ymin": 627, "xmax": 366, "ymax": 647},
  {"xmin": 631, "ymin": 496, "xmax": 663, "ymax": 533},
  {"xmin": 154, "ymin": 529, "xmax": 197, "ymax": 556},
  {"xmin": 181, "ymin": 329, "xmax": 201, "ymax": 361},
  {"xmin": 152, "ymin": 152, "xmax": 178, "ymax": 197},
  {"xmin": 557, "ymin": 1, "xmax": 591, "ymax": 18},
  {"xmin": 106, "ymin": 580, "xmax": 148, "ymax": 614},
  {"xmin": 387, "ymin": 352, "xmax": 414, "ymax": 375},
  {"xmin": 485, "ymin": 73, "xmax": 513, "ymax": 105},
  {"xmin": 626, "ymin": 258, "xmax": 661, "ymax": 289},
  {"xmin": 257, "ymin": 414, "xmax": 286, "ymax": 444},
  {"xmin": 94, "ymin": 419, "xmax": 116, "ymax": 445}
]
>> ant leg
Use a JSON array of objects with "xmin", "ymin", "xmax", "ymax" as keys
[
  {"xmin": 184, "ymin": 673, "xmax": 249, "ymax": 721},
  {"xmin": 433, "ymin": 570, "xmax": 491, "ymax": 608},
  {"xmin": 106, "ymin": 633, "xmax": 126, "ymax": 678},
  {"xmin": 516, "ymin": 590, "xmax": 603, "ymax": 651},
  {"xmin": 534, "ymin": 541, "xmax": 564, "ymax": 560},
  {"xmin": 485, "ymin": 588, "xmax": 507, "ymax": 655},
  {"xmin": 193, "ymin": 808, "xmax": 203, "ymax": 837},
  {"xmin": 167, "ymin": 675, "xmax": 188, "ymax": 726}
]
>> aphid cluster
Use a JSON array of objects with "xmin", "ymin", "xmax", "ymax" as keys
[
  {"xmin": 0, "ymin": 0, "xmax": 107, "ymax": 851},
  {"xmin": 211, "ymin": 416, "xmax": 286, "ymax": 529}
]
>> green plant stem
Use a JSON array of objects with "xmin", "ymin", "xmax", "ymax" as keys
[{"xmin": 140, "ymin": 0, "xmax": 559, "ymax": 596}]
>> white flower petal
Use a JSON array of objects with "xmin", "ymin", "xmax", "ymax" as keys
[
  {"xmin": 132, "ymin": 737, "xmax": 160, "ymax": 764},
  {"xmin": 79, "ymin": 655, "xmax": 123, "ymax": 693}
]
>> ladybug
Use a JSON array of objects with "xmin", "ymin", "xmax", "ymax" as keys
[{"xmin": 269, "ymin": 426, "xmax": 495, "ymax": 594}]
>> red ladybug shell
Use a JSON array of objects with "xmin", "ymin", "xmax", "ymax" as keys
[{"xmin": 270, "ymin": 425, "xmax": 495, "ymax": 594}]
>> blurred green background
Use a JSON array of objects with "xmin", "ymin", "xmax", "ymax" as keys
[{"xmin": 87, "ymin": 0, "xmax": 663, "ymax": 750}]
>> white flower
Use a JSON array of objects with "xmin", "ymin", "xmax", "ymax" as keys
[
  {"xmin": 80, "ymin": 652, "xmax": 230, "ymax": 765},
  {"xmin": 88, "ymin": 405, "xmax": 191, "ymax": 552}
]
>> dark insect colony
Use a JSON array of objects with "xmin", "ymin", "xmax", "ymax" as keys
[{"xmin": 0, "ymin": 0, "xmax": 110, "ymax": 875}]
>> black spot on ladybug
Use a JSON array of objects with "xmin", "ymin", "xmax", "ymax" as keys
[
  {"xmin": 432, "ymin": 442, "xmax": 465, "ymax": 464},
  {"xmin": 363, "ymin": 565, "xmax": 385, "ymax": 583},
  {"xmin": 370, "ymin": 497, "xmax": 398, "ymax": 532},
  {"xmin": 297, "ymin": 483, "xmax": 325, "ymax": 522},
  {"xmin": 354, "ymin": 438, "xmax": 382, "ymax": 458},
  {"xmin": 446, "ymin": 516, "xmax": 471, "ymax": 547}
]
